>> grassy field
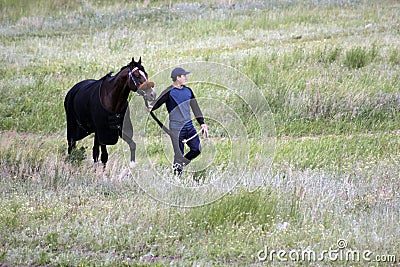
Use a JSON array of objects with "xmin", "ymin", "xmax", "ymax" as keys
[{"xmin": 1, "ymin": 0, "xmax": 400, "ymax": 266}]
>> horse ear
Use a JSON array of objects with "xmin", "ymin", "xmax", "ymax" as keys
[
  {"xmin": 138, "ymin": 57, "xmax": 142, "ymax": 64},
  {"xmin": 132, "ymin": 57, "xmax": 135, "ymax": 63}
]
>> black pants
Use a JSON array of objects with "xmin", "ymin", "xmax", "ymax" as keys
[{"xmin": 170, "ymin": 125, "xmax": 201, "ymax": 166}]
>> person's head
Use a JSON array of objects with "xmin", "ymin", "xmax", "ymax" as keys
[{"xmin": 171, "ymin": 67, "xmax": 190, "ymax": 86}]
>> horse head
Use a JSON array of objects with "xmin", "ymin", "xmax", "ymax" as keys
[{"xmin": 128, "ymin": 57, "xmax": 156, "ymax": 102}]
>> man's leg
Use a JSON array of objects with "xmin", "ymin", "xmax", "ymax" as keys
[
  {"xmin": 170, "ymin": 128, "xmax": 190, "ymax": 175},
  {"xmin": 184, "ymin": 126, "xmax": 201, "ymax": 161}
]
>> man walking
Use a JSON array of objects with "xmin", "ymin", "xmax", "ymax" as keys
[{"xmin": 147, "ymin": 67, "xmax": 208, "ymax": 176}]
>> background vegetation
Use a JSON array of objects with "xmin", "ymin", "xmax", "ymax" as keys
[{"xmin": 1, "ymin": 0, "xmax": 399, "ymax": 266}]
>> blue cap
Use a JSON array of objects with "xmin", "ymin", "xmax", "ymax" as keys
[{"xmin": 171, "ymin": 67, "xmax": 190, "ymax": 78}]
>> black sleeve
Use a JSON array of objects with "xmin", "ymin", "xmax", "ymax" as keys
[
  {"xmin": 150, "ymin": 85, "xmax": 172, "ymax": 111},
  {"xmin": 189, "ymin": 88, "xmax": 205, "ymax": 125}
]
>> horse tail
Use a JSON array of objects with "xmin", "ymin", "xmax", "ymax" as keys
[{"xmin": 64, "ymin": 87, "xmax": 79, "ymax": 144}]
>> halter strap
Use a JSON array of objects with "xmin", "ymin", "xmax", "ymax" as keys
[
  {"xmin": 128, "ymin": 66, "xmax": 148, "ymax": 92},
  {"xmin": 128, "ymin": 67, "xmax": 139, "ymax": 91}
]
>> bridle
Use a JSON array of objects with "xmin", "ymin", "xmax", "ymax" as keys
[
  {"xmin": 128, "ymin": 66, "xmax": 154, "ymax": 107},
  {"xmin": 128, "ymin": 66, "xmax": 148, "ymax": 93}
]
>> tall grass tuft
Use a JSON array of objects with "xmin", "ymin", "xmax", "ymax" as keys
[
  {"xmin": 65, "ymin": 146, "xmax": 87, "ymax": 166},
  {"xmin": 316, "ymin": 45, "xmax": 342, "ymax": 65},
  {"xmin": 389, "ymin": 47, "xmax": 400, "ymax": 65},
  {"xmin": 343, "ymin": 45, "xmax": 379, "ymax": 69},
  {"xmin": 344, "ymin": 47, "xmax": 368, "ymax": 69}
]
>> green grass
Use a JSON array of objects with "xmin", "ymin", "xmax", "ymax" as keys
[
  {"xmin": 276, "ymin": 132, "xmax": 400, "ymax": 171},
  {"xmin": 343, "ymin": 46, "xmax": 376, "ymax": 69},
  {"xmin": 1, "ymin": 150, "xmax": 399, "ymax": 266},
  {"xmin": 1, "ymin": 0, "xmax": 400, "ymax": 266}
]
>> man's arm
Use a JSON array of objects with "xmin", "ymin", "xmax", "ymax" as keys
[
  {"xmin": 190, "ymin": 97, "xmax": 205, "ymax": 125},
  {"xmin": 147, "ymin": 85, "xmax": 172, "ymax": 112},
  {"xmin": 191, "ymin": 98, "xmax": 208, "ymax": 138},
  {"xmin": 189, "ymin": 89, "xmax": 208, "ymax": 138}
]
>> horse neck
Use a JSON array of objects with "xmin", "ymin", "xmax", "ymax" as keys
[{"xmin": 100, "ymin": 70, "xmax": 131, "ymax": 113}]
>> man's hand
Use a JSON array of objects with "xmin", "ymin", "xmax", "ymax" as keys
[
  {"xmin": 201, "ymin": 124, "xmax": 209, "ymax": 139},
  {"xmin": 147, "ymin": 105, "xmax": 153, "ymax": 112}
]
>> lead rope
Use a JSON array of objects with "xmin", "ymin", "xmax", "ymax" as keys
[
  {"xmin": 182, "ymin": 127, "xmax": 208, "ymax": 144},
  {"xmin": 146, "ymin": 103, "xmax": 207, "ymax": 143}
]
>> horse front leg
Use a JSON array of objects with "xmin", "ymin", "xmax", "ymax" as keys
[
  {"xmin": 68, "ymin": 139, "xmax": 76, "ymax": 154},
  {"xmin": 122, "ymin": 133, "xmax": 136, "ymax": 163},
  {"xmin": 122, "ymin": 111, "xmax": 136, "ymax": 164}
]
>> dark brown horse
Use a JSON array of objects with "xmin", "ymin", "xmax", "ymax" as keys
[{"xmin": 64, "ymin": 57, "xmax": 156, "ymax": 167}]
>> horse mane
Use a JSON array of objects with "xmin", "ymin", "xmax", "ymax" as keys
[
  {"xmin": 102, "ymin": 60, "xmax": 144, "ymax": 82},
  {"xmin": 101, "ymin": 64, "xmax": 128, "ymax": 81},
  {"xmin": 100, "ymin": 72, "xmax": 114, "ymax": 81},
  {"xmin": 102, "ymin": 65, "xmax": 129, "ymax": 84}
]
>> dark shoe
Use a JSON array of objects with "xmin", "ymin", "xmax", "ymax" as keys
[{"xmin": 172, "ymin": 163, "xmax": 183, "ymax": 177}]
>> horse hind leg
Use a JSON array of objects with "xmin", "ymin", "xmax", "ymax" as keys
[
  {"xmin": 93, "ymin": 134, "xmax": 100, "ymax": 163},
  {"xmin": 66, "ymin": 115, "xmax": 77, "ymax": 155},
  {"xmin": 100, "ymin": 145, "xmax": 108, "ymax": 168}
]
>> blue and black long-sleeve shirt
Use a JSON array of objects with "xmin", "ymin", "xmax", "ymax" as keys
[{"xmin": 150, "ymin": 85, "xmax": 204, "ymax": 129}]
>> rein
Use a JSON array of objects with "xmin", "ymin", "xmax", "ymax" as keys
[{"xmin": 149, "ymin": 110, "xmax": 176, "ymax": 138}]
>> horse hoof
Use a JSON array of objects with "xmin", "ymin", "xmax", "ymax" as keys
[
  {"xmin": 93, "ymin": 162, "xmax": 100, "ymax": 171},
  {"xmin": 129, "ymin": 161, "xmax": 137, "ymax": 168}
]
